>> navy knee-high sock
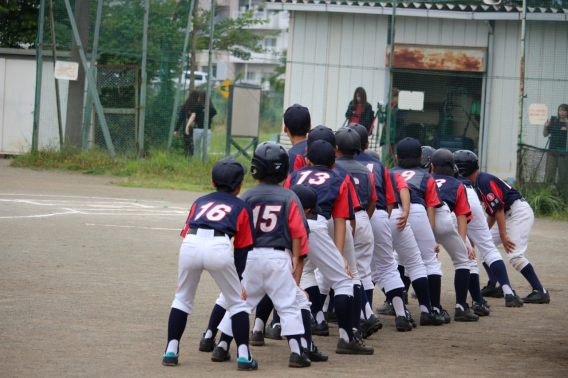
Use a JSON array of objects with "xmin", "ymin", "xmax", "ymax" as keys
[
  {"xmin": 272, "ymin": 309, "xmax": 281, "ymax": 326},
  {"xmin": 328, "ymin": 288, "xmax": 335, "ymax": 312},
  {"xmin": 428, "ymin": 274, "xmax": 442, "ymax": 310},
  {"xmin": 352, "ymin": 284, "xmax": 362, "ymax": 331},
  {"xmin": 360, "ymin": 285, "xmax": 370, "ymax": 319},
  {"xmin": 365, "ymin": 289, "xmax": 374, "ymax": 309},
  {"xmin": 454, "ymin": 269, "xmax": 470, "ymax": 307},
  {"xmin": 489, "ymin": 260, "xmax": 511, "ymax": 289},
  {"xmin": 520, "ymin": 263, "xmax": 544, "ymax": 292},
  {"xmin": 483, "ymin": 262, "xmax": 498, "ymax": 286},
  {"xmin": 412, "ymin": 277, "xmax": 432, "ymax": 313},
  {"xmin": 167, "ymin": 308, "xmax": 188, "ymax": 349},
  {"xmin": 334, "ymin": 294, "xmax": 354, "ymax": 342},
  {"xmin": 305, "ymin": 286, "xmax": 323, "ymax": 320},
  {"xmin": 219, "ymin": 332, "xmax": 233, "ymax": 350},
  {"xmin": 206, "ymin": 304, "xmax": 226, "ymax": 338},
  {"xmin": 255, "ymin": 295, "xmax": 274, "ymax": 325},
  {"xmin": 398, "ymin": 265, "xmax": 412, "ymax": 291},
  {"xmin": 301, "ymin": 309, "xmax": 313, "ymax": 351},
  {"xmin": 469, "ymin": 273, "xmax": 484, "ymax": 303},
  {"xmin": 231, "ymin": 311, "xmax": 250, "ymax": 359}
]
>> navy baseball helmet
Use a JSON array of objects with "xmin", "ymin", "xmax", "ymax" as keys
[
  {"xmin": 453, "ymin": 150, "xmax": 479, "ymax": 177},
  {"xmin": 397, "ymin": 137, "xmax": 422, "ymax": 159},
  {"xmin": 347, "ymin": 123, "xmax": 369, "ymax": 148},
  {"xmin": 212, "ymin": 157, "xmax": 247, "ymax": 190},
  {"xmin": 251, "ymin": 142, "xmax": 289, "ymax": 180},
  {"xmin": 335, "ymin": 127, "xmax": 361, "ymax": 154},
  {"xmin": 453, "ymin": 165, "xmax": 460, "ymax": 179},
  {"xmin": 430, "ymin": 148, "xmax": 455, "ymax": 168},
  {"xmin": 421, "ymin": 146, "xmax": 436, "ymax": 169}
]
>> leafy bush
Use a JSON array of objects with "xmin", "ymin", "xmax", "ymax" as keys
[{"xmin": 521, "ymin": 186, "xmax": 566, "ymax": 216}]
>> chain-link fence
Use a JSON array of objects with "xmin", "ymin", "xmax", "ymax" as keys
[{"xmin": 33, "ymin": 0, "xmax": 568, "ymax": 200}]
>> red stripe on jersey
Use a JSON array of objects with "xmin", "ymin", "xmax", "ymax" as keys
[
  {"xmin": 180, "ymin": 203, "xmax": 197, "ymax": 237},
  {"xmin": 284, "ymin": 175, "xmax": 292, "ymax": 189},
  {"xmin": 425, "ymin": 177, "xmax": 441, "ymax": 207},
  {"xmin": 288, "ymin": 200, "xmax": 308, "ymax": 255},
  {"xmin": 453, "ymin": 184, "xmax": 472, "ymax": 218},
  {"xmin": 489, "ymin": 181, "xmax": 504, "ymax": 203},
  {"xmin": 293, "ymin": 154, "xmax": 306, "ymax": 172},
  {"xmin": 233, "ymin": 208, "xmax": 255, "ymax": 249},
  {"xmin": 395, "ymin": 173, "xmax": 409, "ymax": 192},
  {"xmin": 344, "ymin": 174, "xmax": 361, "ymax": 209},
  {"xmin": 385, "ymin": 168, "xmax": 396, "ymax": 205},
  {"xmin": 368, "ymin": 171, "xmax": 379, "ymax": 203},
  {"xmin": 332, "ymin": 180, "xmax": 351, "ymax": 219}
]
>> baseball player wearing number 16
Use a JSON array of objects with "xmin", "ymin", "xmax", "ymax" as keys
[{"xmin": 162, "ymin": 157, "xmax": 258, "ymax": 371}]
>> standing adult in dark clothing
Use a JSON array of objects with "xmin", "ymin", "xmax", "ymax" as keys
[
  {"xmin": 174, "ymin": 91, "xmax": 200, "ymax": 157},
  {"xmin": 345, "ymin": 87, "xmax": 374, "ymax": 133},
  {"xmin": 543, "ymin": 104, "xmax": 568, "ymax": 184},
  {"xmin": 193, "ymin": 91, "xmax": 217, "ymax": 158}
]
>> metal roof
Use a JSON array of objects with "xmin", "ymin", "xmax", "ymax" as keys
[{"xmin": 266, "ymin": 0, "xmax": 568, "ymax": 20}]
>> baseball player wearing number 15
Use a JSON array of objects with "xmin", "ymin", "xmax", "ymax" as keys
[{"xmin": 162, "ymin": 157, "xmax": 258, "ymax": 371}]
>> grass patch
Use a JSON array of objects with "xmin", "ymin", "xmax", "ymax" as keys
[
  {"xmin": 520, "ymin": 185, "xmax": 567, "ymax": 220},
  {"xmin": 9, "ymin": 130, "xmax": 276, "ymax": 192}
]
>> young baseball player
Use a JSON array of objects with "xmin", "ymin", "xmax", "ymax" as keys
[
  {"xmin": 285, "ymin": 139, "xmax": 374, "ymax": 354},
  {"xmin": 161, "ymin": 157, "xmax": 258, "ymax": 371},
  {"xmin": 453, "ymin": 150, "xmax": 549, "ymax": 304},
  {"xmin": 334, "ymin": 127, "xmax": 383, "ymax": 337},
  {"xmin": 215, "ymin": 142, "xmax": 312, "ymax": 368},
  {"xmin": 349, "ymin": 123, "xmax": 415, "ymax": 332},
  {"xmin": 390, "ymin": 138, "xmax": 448, "ymax": 324},
  {"xmin": 429, "ymin": 149, "xmax": 479, "ymax": 321}
]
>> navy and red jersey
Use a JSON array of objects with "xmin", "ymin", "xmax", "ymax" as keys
[
  {"xmin": 432, "ymin": 174, "xmax": 472, "ymax": 220},
  {"xmin": 458, "ymin": 175, "xmax": 482, "ymax": 202},
  {"xmin": 288, "ymin": 140, "xmax": 307, "ymax": 173},
  {"xmin": 285, "ymin": 166, "xmax": 351, "ymax": 220},
  {"xmin": 181, "ymin": 191, "xmax": 256, "ymax": 250},
  {"xmin": 475, "ymin": 171, "xmax": 523, "ymax": 216},
  {"xmin": 239, "ymin": 184, "xmax": 309, "ymax": 255},
  {"xmin": 335, "ymin": 157, "xmax": 378, "ymax": 210},
  {"xmin": 390, "ymin": 166, "xmax": 440, "ymax": 209},
  {"xmin": 354, "ymin": 152, "xmax": 396, "ymax": 210}
]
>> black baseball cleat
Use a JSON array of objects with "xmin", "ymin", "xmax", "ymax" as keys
[
  {"xmin": 162, "ymin": 351, "xmax": 178, "ymax": 366},
  {"xmin": 434, "ymin": 307, "xmax": 451, "ymax": 324},
  {"xmin": 482, "ymin": 299, "xmax": 491, "ymax": 309},
  {"xmin": 312, "ymin": 321, "xmax": 330, "ymax": 336},
  {"xmin": 481, "ymin": 283, "xmax": 504, "ymax": 298},
  {"xmin": 264, "ymin": 324, "xmax": 283, "ymax": 340},
  {"xmin": 237, "ymin": 356, "xmax": 258, "ymax": 371},
  {"xmin": 211, "ymin": 346, "xmax": 231, "ymax": 362},
  {"xmin": 289, "ymin": 352, "xmax": 311, "ymax": 368},
  {"xmin": 472, "ymin": 301, "xmax": 491, "ymax": 316},
  {"xmin": 419, "ymin": 312, "xmax": 444, "ymax": 326},
  {"xmin": 505, "ymin": 293, "xmax": 524, "ymax": 307},
  {"xmin": 336, "ymin": 336, "xmax": 374, "ymax": 355},
  {"xmin": 395, "ymin": 315, "xmax": 413, "ymax": 332},
  {"xmin": 199, "ymin": 335, "xmax": 215, "ymax": 352},
  {"xmin": 249, "ymin": 330, "xmax": 264, "ymax": 346},
  {"xmin": 454, "ymin": 306, "xmax": 479, "ymax": 322},
  {"xmin": 306, "ymin": 345, "xmax": 328, "ymax": 362},
  {"xmin": 406, "ymin": 310, "xmax": 417, "ymax": 328},
  {"xmin": 361, "ymin": 314, "xmax": 382, "ymax": 338},
  {"xmin": 522, "ymin": 289, "xmax": 550, "ymax": 304},
  {"xmin": 376, "ymin": 301, "xmax": 396, "ymax": 316}
]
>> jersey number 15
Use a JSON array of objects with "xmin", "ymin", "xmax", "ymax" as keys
[{"xmin": 252, "ymin": 205, "xmax": 282, "ymax": 232}]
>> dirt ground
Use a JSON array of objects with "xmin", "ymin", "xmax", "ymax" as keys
[{"xmin": 1, "ymin": 158, "xmax": 567, "ymax": 377}]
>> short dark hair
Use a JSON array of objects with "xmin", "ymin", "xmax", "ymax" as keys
[
  {"xmin": 397, "ymin": 156, "xmax": 421, "ymax": 168},
  {"xmin": 433, "ymin": 165, "xmax": 455, "ymax": 176},
  {"xmin": 260, "ymin": 172, "xmax": 288, "ymax": 185},
  {"xmin": 215, "ymin": 184, "xmax": 234, "ymax": 192},
  {"xmin": 337, "ymin": 145, "xmax": 356, "ymax": 155},
  {"xmin": 287, "ymin": 124, "xmax": 309, "ymax": 137}
]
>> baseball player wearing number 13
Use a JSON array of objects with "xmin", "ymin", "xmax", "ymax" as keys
[{"xmin": 162, "ymin": 157, "xmax": 258, "ymax": 371}]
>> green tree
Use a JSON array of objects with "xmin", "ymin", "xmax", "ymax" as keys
[{"xmin": 0, "ymin": 0, "xmax": 40, "ymax": 48}]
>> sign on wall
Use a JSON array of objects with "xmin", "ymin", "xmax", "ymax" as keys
[
  {"xmin": 528, "ymin": 104, "xmax": 548, "ymax": 125},
  {"xmin": 386, "ymin": 45, "xmax": 486, "ymax": 72},
  {"xmin": 54, "ymin": 61, "xmax": 79, "ymax": 81},
  {"xmin": 398, "ymin": 91, "xmax": 424, "ymax": 111}
]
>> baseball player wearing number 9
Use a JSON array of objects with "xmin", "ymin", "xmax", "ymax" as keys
[
  {"xmin": 161, "ymin": 157, "xmax": 258, "ymax": 371},
  {"xmin": 454, "ymin": 150, "xmax": 550, "ymax": 304},
  {"xmin": 216, "ymin": 142, "xmax": 313, "ymax": 368}
]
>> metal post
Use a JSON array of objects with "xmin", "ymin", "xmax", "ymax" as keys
[
  {"xmin": 516, "ymin": 0, "xmax": 527, "ymax": 182},
  {"xmin": 48, "ymin": 0, "xmax": 64, "ymax": 149},
  {"xmin": 63, "ymin": 0, "xmax": 116, "ymax": 161},
  {"xmin": 82, "ymin": 0, "xmax": 103, "ymax": 150},
  {"xmin": 383, "ymin": 0, "xmax": 396, "ymax": 163},
  {"xmin": 32, "ymin": 0, "xmax": 46, "ymax": 152},
  {"xmin": 137, "ymin": 0, "xmax": 150, "ymax": 158},
  {"xmin": 226, "ymin": 85, "xmax": 234, "ymax": 157},
  {"xmin": 167, "ymin": 0, "xmax": 196, "ymax": 153},
  {"xmin": 202, "ymin": 0, "xmax": 216, "ymax": 163}
]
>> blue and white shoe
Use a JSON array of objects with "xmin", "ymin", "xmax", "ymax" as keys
[
  {"xmin": 162, "ymin": 351, "xmax": 178, "ymax": 366},
  {"xmin": 237, "ymin": 356, "xmax": 259, "ymax": 371}
]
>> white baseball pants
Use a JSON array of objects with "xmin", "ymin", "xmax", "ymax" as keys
[
  {"xmin": 434, "ymin": 204, "xmax": 470, "ymax": 270},
  {"xmin": 389, "ymin": 207, "xmax": 429, "ymax": 281},
  {"xmin": 407, "ymin": 204, "xmax": 443, "ymax": 276},
  {"xmin": 370, "ymin": 209, "xmax": 405, "ymax": 293},
  {"xmin": 353, "ymin": 211, "xmax": 375, "ymax": 290}
]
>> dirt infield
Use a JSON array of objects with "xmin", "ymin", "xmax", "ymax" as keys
[{"xmin": 1, "ymin": 159, "xmax": 567, "ymax": 377}]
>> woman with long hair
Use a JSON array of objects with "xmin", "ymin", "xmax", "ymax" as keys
[
  {"xmin": 345, "ymin": 87, "xmax": 374, "ymax": 132},
  {"xmin": 174, "ymin": 90, "xmax": 200, "ymax": 157},
  {"xmin": 543, "ymin": 103, "xmax": 568, "ymax": 184},
  {"xmin": 193, "ymin": 91, "xmax": 217, "ymax": 158}
]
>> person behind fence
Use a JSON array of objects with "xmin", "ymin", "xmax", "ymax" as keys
[
  {"xmin": 380, "ymin": 88, "xmax": 407, "ymax": 157},
  {"xmin": 542, "ymin": 103, "xmax": 568, "ymax": 182},
  {"xmin": 174, "ymin": 91, "xmax": 200, "ymax": 157},
  {"xmin": 345, "ymin": 87, "xmax": 374, "ymax": 133},
  {"xmin": 193, "ymin": 91, "xmax": 218, "ymax": 158}
]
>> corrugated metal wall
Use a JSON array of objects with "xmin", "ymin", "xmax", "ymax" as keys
[{"xmin": 395, "ymin": 17, "xmax": 488, "ymax": 47}]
